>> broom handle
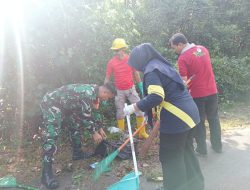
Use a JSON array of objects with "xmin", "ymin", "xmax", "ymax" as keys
[
  {"xmin": 185, "ymin": 74, "xmax": 196, "ymax": 85},
  {"xmin": 118, "ymin": 119, "xmax": 146, "ymax": 151},
  {"xmin": 139, "ymin": 120, "xmax": 160, "ymax": 156},
  {"xmin": 125, "ymin": 104, "xmax": 139, "ymax": 175}
]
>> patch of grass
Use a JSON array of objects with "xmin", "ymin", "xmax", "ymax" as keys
[
  {"xmin": 72, "ymin": 169, "xmax": 85, "ymax": 185},
  {"xmin": 144, "ymin": 167, "xmax": 162, "ymax": 181},
  {"xmin": 219, "ymin": 102, "xmax": 250, "ymax": 130}
]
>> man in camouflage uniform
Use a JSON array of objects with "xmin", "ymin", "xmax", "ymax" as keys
[{"xmin": 40, "ymin": 83, "xmax": 115, "ymax": 189}]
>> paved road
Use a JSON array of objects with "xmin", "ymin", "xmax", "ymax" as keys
[
  {"xmin": 200, "ymin": 128, "xmax": 250, "ymax": 190},
  {"xmin": 141, "ymin": 128, "xmax": 250, "ymax": 190}
]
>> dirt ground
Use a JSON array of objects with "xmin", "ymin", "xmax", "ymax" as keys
[{"xmin": 1, "ymin": 103, "xmax": 250, "ymax": 190}]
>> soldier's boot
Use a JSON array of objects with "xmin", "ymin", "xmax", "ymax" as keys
[
  {"xmin": 41, "ymin": 159, "xmax": 59, "ymax": 189},
  {"xmin": 136, "ymin": 116, "xmax": 149, "ymax": 139},
  {"xmin": 117, "ymin": 119, "xmax": 125, "ymax": 131}
]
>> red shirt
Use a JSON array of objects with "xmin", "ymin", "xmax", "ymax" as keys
[
  {"xmin": 178, "ymin": 45, "xmax": 218, "ymax": 98},
  {"xmin": 106, "ymin": 54, "xmax": 134, "ymax": 90}
]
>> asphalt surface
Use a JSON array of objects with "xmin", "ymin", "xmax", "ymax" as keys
[
  {"xmin": 200, "ymin": 128, "xmax": 250, "ymax": 190},
  {"xmin": 141, "ymin": 128, "xmax": 250, "ymax": 190}
]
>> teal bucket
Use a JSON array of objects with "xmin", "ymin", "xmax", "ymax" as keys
[{"xmin": 107, "ymin": 171, "xmax": 141, "ymax": 190}]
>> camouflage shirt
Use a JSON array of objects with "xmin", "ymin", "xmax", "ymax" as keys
[{"xmin": 41, "ymin": 84, "xmax": 103, "ymax": 134}]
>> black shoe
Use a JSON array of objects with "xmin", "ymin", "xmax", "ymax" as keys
[
  {"xmin": 72, "ymin": 151, "xmax": 94, "ymax": 160},
  {"xmin": 41, "ymin": 162, "xmax": 59, "ymax": 189}
]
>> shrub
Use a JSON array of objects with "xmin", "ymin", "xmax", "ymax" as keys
[{"xmin": 212, "ymin": 56, "xmax": 250, "ymax": 103}]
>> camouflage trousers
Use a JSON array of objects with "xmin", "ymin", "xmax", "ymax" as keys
[{"xmin": 40, "ymin": 105, "xmax": 84, "ymax": 163}]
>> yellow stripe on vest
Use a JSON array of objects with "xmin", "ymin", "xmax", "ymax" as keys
[
  {"xmin": 161, "ymin": 101, "xmax": 196, "ymax": 128},
  {"xmin": 147, "ymin": 85, "xmax": 165, "ymax": 99}
]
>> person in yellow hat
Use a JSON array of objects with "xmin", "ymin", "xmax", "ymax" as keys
[{"xmin": 104, "ymin": 38, "xmax": 148, "ymax": 139}]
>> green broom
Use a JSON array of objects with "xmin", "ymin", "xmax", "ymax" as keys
[{"xmin": 92, "ymin": 121, "xmax": 146, "ymax": 181}]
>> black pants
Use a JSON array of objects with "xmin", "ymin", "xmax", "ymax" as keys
[
  {"xmin": 159, "ymin": 129, "xmax": 204, "ymax": 190},
  {"xmin": 193, "ymin": 94, "xmax": 222, "ymax": 154}
]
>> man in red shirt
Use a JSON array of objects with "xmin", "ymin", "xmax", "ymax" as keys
[
  {"xmin": 104, "ymin": 38, "xmax": 148, "ymax": 139},
  {"xmin": 169, "ymin": 33, "xmax": 222, "ymax": 155}
]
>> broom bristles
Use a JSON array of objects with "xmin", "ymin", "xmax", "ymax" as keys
[{"xmin": 92, "ymin": 150, "xmax": 119, "ymax": 181}]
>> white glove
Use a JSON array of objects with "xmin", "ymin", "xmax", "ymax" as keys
[{"xmin": 123, "ymin": 104, "xmax": 136, "ymax": 116}]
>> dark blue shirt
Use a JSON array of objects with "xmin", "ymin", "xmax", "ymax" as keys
[{"xmin": 137, "ymin": 70, "xmax": 200, "ymax": 134}]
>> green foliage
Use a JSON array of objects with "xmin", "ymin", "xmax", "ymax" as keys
[
  {"xmin": 212, "ymin": 56, "xmax": 250, "ymax": 102},
  {"xmin": 0, "ymin": 0, "xmax": 249, "ymax": 142}
]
